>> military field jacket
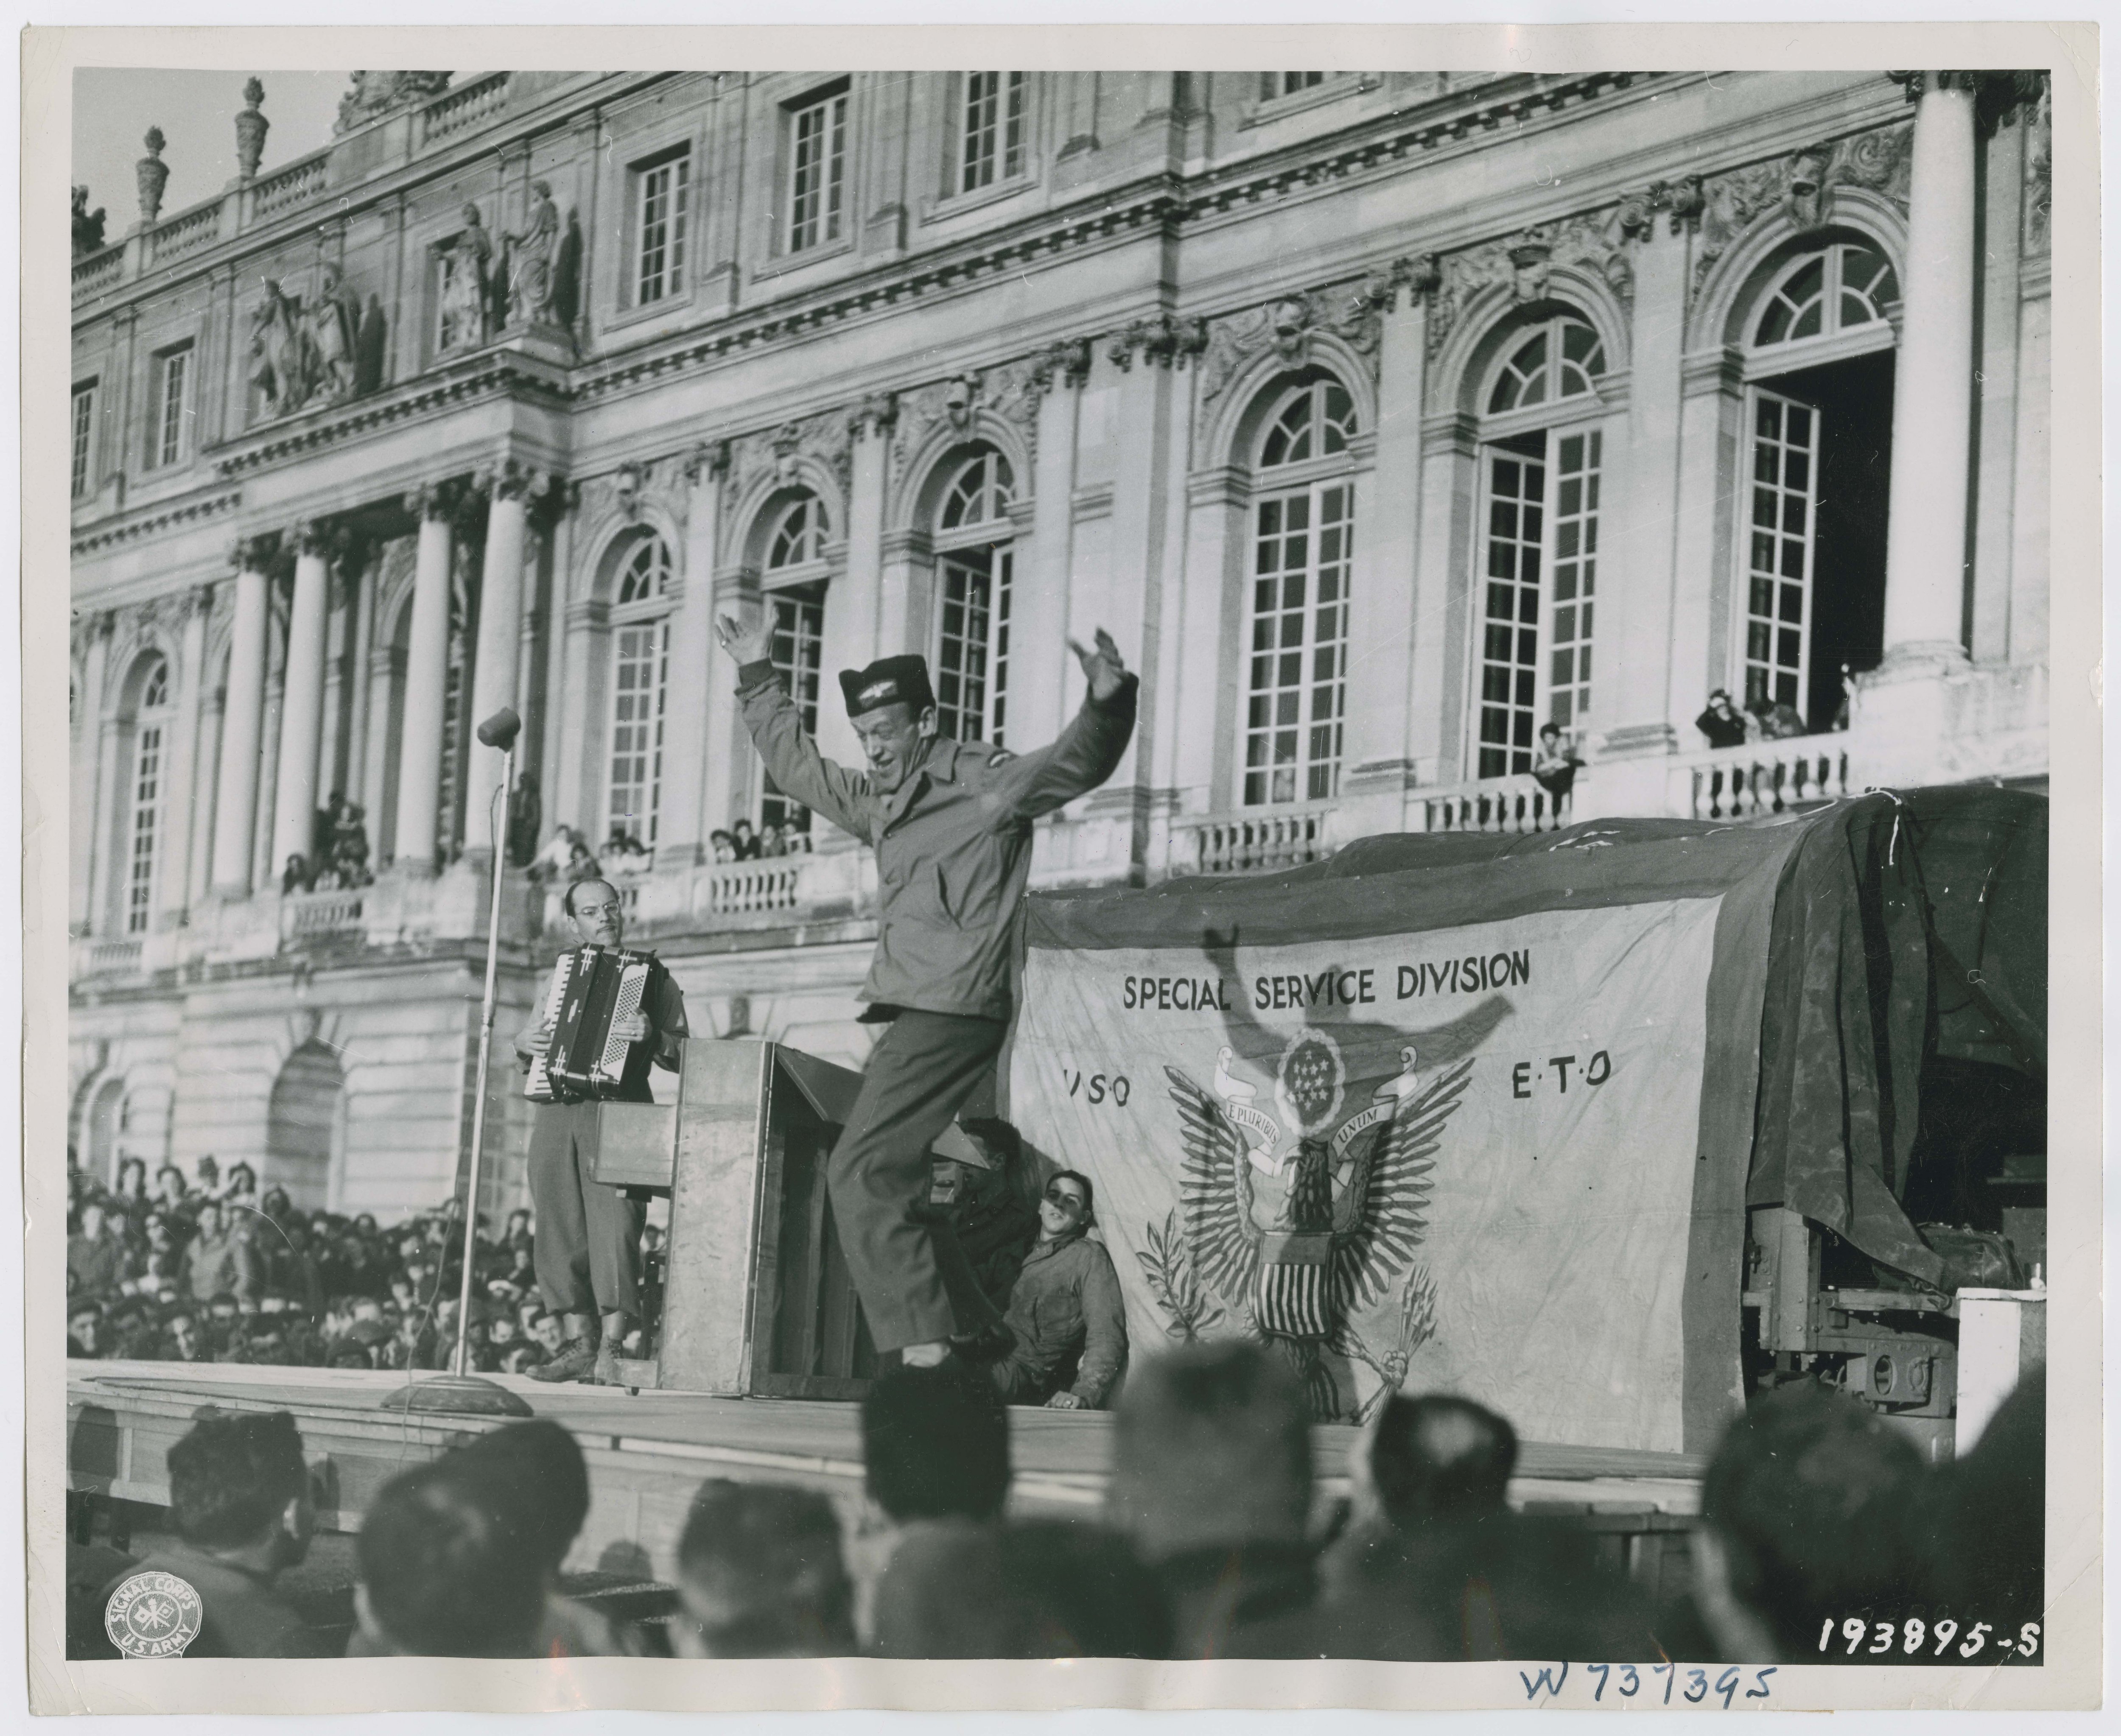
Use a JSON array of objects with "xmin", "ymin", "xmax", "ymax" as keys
[{"xmin": 736, "ymin": 661, "xmax": 1138, "ymax": 1021}]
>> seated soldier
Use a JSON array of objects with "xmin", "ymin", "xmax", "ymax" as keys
[
  {"xmin": 95, "ymin": 1409, "xmax": 322, "ymax": 1657},
  {"xmin": 988, "ymin": 1171, "xmax": 1128, "ymax": 1410}
]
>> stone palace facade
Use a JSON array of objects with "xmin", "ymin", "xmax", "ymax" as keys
[{"xmin": 69, "ymin": 70, "xmax": 2051, "ymax": 1220}]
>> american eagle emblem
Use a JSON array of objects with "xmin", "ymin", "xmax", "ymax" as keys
[{"xmin": 1166, "ymin": 1037, "xmax": 1474, "ymax": 1420}]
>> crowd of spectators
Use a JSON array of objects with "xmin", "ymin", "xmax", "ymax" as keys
[
  {"xmin": 62, "ymin": 1149, "xmax": 658, "ymax": 1377},
  {"xmin": 66, "ymin": 1334, "xmax": 2044, "ymax": 1666}
]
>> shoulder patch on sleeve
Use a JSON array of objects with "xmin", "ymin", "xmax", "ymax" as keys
[{"xmin": 985, "ymin": 749, "xmax": 1017, "ymax": 768}]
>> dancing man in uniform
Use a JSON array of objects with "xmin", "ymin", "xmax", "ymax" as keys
[
  {"xmin": 512, "ymin": 877, "xmax": 688, "ymax": 1384},
  {"xmin": 715, "ymin": 614, "xmax": 1136, "ymax": 1370}
]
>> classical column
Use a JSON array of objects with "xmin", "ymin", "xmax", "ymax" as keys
[
  {"xmin": 1406, "ymin": 414, "xmax": 1479, "ymax": 787},
  {"xmin": 463, "ymin": 461, "xmax": 546, "ymax": 859},
  {"xmin": 86, "ymin": 616, "xmax": 128, "ymax": 936},
  {"xmin": 1337, "ymin": 260, "xmax": 1435, "ymax": 838},
  {"xmin": 71, "ymin": 612, "xmax": 113, "ymax": 931},
  {"xmin": 342, "ymin": 542, "xmax": 379, "ymax": 810},
  {"xmin": 1583, "ymin": 200, "xmax": 1692, "ymax": 819},
  {"xmin": 1879, "ymin": 73, "xmax": 1981, "ymax": 667},
  {"xmin": 392, "ymin": 485, "xmax": 456, "ymax": 872},
  {"xmin": 269, "ymin": 522, "xmax": 332, "ymax": 879},
  {"xmin": 658, "ymin": 445, "xmax": 725, "ymax": 866},
  {"xmin": 1018, "ymin": 343, "xmax": 1087, "ymax": 755},
  {"xmin": 157, "ymin": 584, "xmax": 212, "ymax": 925},
  {"xmin": 820, "ymin": 401, "xmax": 891, "ymax": 770},
  {"xmin": 1099, "ymin": 322, "xmax": 1190, "ymax": 799},
  {"xmin": 209, "ymin": 543, "xmax": 270, "ymax": 896},
  {"xmin": 187, "ymin": 669, "xmax": 225, "ymax": 910}
]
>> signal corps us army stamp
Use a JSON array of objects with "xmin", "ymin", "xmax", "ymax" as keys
[{"xmin": 103, "ymin": 1571, "xmax": 203, "ymax": 1658}]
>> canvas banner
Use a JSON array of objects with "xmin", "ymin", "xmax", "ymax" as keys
[{"xmin": 1012, "ymin": 896, "xmax": 1724, "ymax": 1452}]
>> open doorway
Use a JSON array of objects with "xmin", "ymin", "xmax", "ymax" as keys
[{"xmin": 1745, "ymin": 348, "xmax": 1896, "ymax": 733}]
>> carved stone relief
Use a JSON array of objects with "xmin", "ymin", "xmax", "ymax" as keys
[
  {"xmin": 1429, "ymin": 210, "xmax": 1634, "ymax": 358},
  {"xmin": 1200, "ymin": 278, "xmax": 1397, "ymax": 403},
  {"xmin": 891, "ymin": 375, "xmax": 982, "ymax": 474},
  {"xmin": 730, "ymin": 406, "xmax": 853, "ymax": 509},
  {"xmin": 577, "ymin": 452, "xmax": 696, "ymax": 534},
  {"xmin": 1109, "ymin": 313, "xmax": 1209, "ymax": 377},
  {"xmin": 1685, "ymin": 122, "xmax": 1915, "ymax": 298}
]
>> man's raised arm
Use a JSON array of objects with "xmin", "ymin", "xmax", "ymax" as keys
[
  {"xmin": 716, "ymin": 612, "xmax": 874, "ymax": 842},
  {"xmin": 988, "ymin": 627, "xmax": 1139, "ymax": 821}
]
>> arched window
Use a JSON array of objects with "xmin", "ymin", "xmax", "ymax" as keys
[
  {"xmin": 1752, "ymin": 242, "xmax": 1898, "ymax": 350},
  {"xmin": 125, "ymin": 657, "xmax": 171, "ymax": 934},
  {"xmin": 1245, "ymin": 378, "xmax": 1358, "ymax": 807},
  {"xmin": 932, "ymin": 451, "xmax": 1016, "ymax": 747},
  {"xmin": 1487, "ymin": 316, "xmax": 1606, "ymax": 415},
  {"xmin": 268, "ymin": 1041, "xmax": 347, "ymax": 1213},
  {"xmin": 605, "ymin": 531, "xmax": 673, "ymax": 853},
  {"xmin": 1735, "ymin": 242, "xmax": 1901, "ymax": 730},
  {"xmin": 1472, "ymin": 316, "xmax": 1609, "ymax": 777},
  {"xmin": 758, "ymin": 493, "xmax": 831, "ymax": 836}
]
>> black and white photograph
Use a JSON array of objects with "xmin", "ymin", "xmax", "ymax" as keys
[{"xmin": 28, "ymin": 25, "xmax": 2099, "ymax": 1714}]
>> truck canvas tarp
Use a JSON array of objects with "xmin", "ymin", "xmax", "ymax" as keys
[{"xmin": 1009, "ymin": 786, "xmax": 2047, "ymax": 1456}]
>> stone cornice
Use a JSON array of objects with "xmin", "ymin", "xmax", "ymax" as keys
[{"xmin": 71, "ymin": 487, "xmax": 241, "ymax": 560}]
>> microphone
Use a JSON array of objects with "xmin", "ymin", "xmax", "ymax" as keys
[{"xmin": 476, "ymin": 707, "xmax": 521, "ymax": 752}]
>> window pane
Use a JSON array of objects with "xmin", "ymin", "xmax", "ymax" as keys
[
  {"xmin": 1244, "ymin": 483, "xmax": 1352, "ymax": 806},
  {"xmin": 1741, "ymin": 390, "xmax": 1818, "ymax": 729}
]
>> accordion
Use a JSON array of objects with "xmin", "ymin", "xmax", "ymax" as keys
[{"xmin": 525, "ymin": 945, "xmax": 654, "ymax": 1104}]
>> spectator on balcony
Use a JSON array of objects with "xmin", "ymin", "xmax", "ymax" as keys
[
  {"xmin": 708, "ymin": 829, "xmax": 737, "ymax": 864},
  {"xmin": 564, "ymin": 839, "xmax": 602, "ymax": 887},
  {"xmin": 602, "ymin": 829, "xmax": 651, "ymax": 877},
  {"xmin": 1833, "ymin": 663, "xmax": 1857, "ymax": 732},
  {"xmin": 281, "ymin": 853, "xmax": 314, "ymax": 895},
  {"xmin": 313, "ymin": 793, "xmax": 347, "ymax": 875},
  {"xmin": 1748, "ymin": 694, "xmax": 1807, "ymax": 741},
  {"xmin": 730, "ymin": 818, "xmax": 764, "ymax": 861},
  {"xmin": 530, "ymin": 821, "xmax": 578, "ymax": 882},
  {"xmin": 1695, "ymin": 689, "xmax": 1749, "ymax": 749},
  {"xmin": 332, "ymin": 803, "xmax": 372, "ymax": 888},
  {"xmin": 1530, "ymin": 724, "xmax": 1581, "ymax": 806}
]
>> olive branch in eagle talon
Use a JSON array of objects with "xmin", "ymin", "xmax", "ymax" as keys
[
  {"xmin": 1165, "ymin": 1055, "xmax": 1472, "ymax": 1347},
  {"xmin": 1135, "ymin": 1208, "xmax": 1226, "ymax": 1342}
]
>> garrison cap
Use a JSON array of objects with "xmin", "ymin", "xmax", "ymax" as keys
[{"xmin": 839, "ymin": 654, "xmax": 936, "ymax": 718}]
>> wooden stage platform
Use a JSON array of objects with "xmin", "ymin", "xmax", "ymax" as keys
[{"xmin": 67, "ymin": 1361, "xmax": 1706, "ymax": 1593}]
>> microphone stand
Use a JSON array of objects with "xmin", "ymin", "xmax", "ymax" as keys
[{"xmin": 383, "ymin": 713, "xmax": 533, "ymax": 1418}]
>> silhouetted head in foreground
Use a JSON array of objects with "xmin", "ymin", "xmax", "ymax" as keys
[
  {"xmin": 1106, "ymin": 1341, "xmax": 1311, "ymax": 1563},
  {"xmin": 1367, "ymin": 1393, "xmax": 1517, "ymax": 1531},
  {"xmin": 355, "ymin": 1459, "xmax": 547, "ymax": 1657},
  {"xmin": 673, "ymin": 1480, "xmax": 855, "ymax": 1658},
  {"xmin": 1696, "ymin": 1382, "xmax": 1928, "ymax": 1662},
  {"xmin": 861, "ymin": 1362, "xmax": 1011, "ymax": 1524}
]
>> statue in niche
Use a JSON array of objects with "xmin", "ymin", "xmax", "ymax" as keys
[
  {"xmin": 439, "ymin": 204, "xmax": 492, "ymax": 352},
  {"xmin": 71, "ymin": 186, "xmax": 107, "ymax": 257},
  {"xmin": 249, "ymin": 278, "xmax": 320, "ymax": 418},
  {"xmin": 309, "ymin": 263, "xmax": 361, "ymax": 403},
  {"xmin": 553, "ymin": 207, "xmax": 584, "ymax": 333},
  {"xmin": 501, "ymin": 179, "xmax": 563, "ymax": 328},
  {"xmin": 353, "ymin": 294, "xmax": 388, "ymax": 396}
]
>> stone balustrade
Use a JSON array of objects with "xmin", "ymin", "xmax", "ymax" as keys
[
  {"xmin": 1673, "ymin": 739, "xmax": 1852, "ymax": 821},
  {"xmin": 1419, "ymin": 773, "xmax": 1574, "ymax": 836},
  {"xmin": 421, "ymin": 71, "xmax": 511, "ymax": 144},
  {"xmin": 1169, "ymin": 806, "xmax": 1331, "ymax": 876}
]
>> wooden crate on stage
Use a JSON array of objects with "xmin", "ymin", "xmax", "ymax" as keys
[{"xmin": 591, "ymin": 1037, "xmax": 879, "ymax": 1398}]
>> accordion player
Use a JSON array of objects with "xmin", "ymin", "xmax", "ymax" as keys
[{"xmin": 525, "ymin": 944, "xmax": 659, "ymax": 1103}]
